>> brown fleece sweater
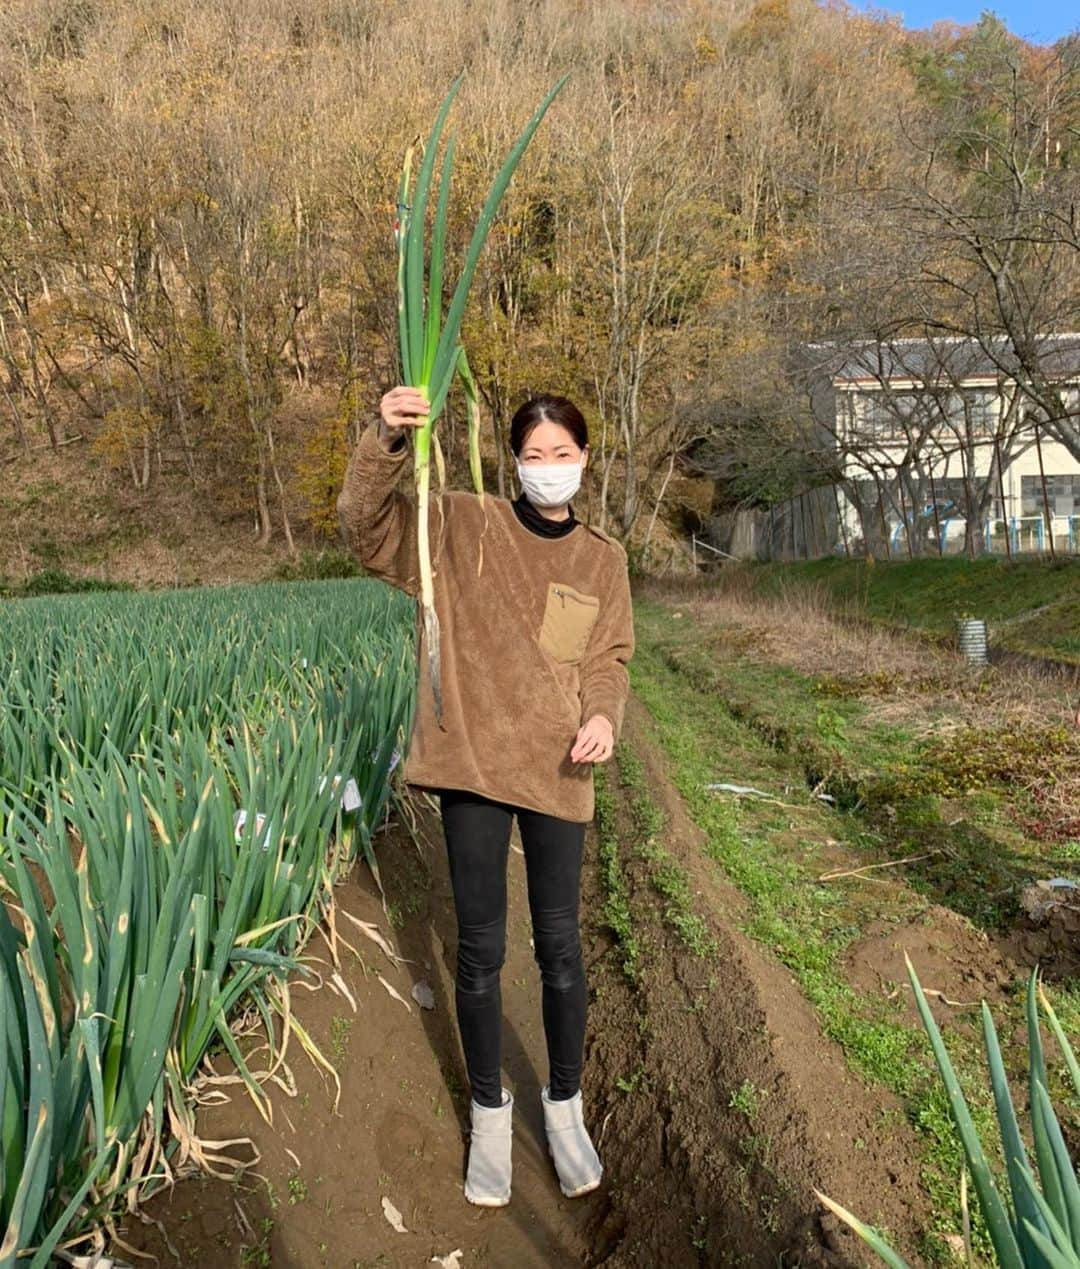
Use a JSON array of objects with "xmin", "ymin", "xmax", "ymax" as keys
[{"xmin": 337, "ymin": 422, "xmax": 634, "ymax": 822}]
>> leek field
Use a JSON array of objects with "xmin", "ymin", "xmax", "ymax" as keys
[{"xmin": 0, "ymin": 580, "xmax": 415, "ymax": 1266}]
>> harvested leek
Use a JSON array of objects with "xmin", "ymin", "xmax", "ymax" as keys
[{"xmin": 394, "ymin": 72, "xmax": 569, "ymax": 725}]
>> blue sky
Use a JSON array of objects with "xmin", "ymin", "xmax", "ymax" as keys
[{"xmin": 857, "ymin": 0, "xmax": 1076, "ymax": 43}]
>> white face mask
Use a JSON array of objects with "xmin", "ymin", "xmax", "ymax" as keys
[{"xmin": 516, "ymin": 459, "xmax": 585, "ymax": 509}]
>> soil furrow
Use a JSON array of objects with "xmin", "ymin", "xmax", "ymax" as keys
[{"xmin": 579, "ymin": 698, "xmax": 928, "ymax": 1267}]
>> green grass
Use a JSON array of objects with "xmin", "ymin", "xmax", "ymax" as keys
[
  {"xmin": 0, "ymin": 566, "xmax": 137, "ymax": 597},
  {"xmin": 329, "ymin": 1016, "xmax": 353, "ymax": 1065},
  {"xmin": 728, "ymin": 1078, "xmax": 764, "ymax": 1119},
  {"xmin": 728, "ymin": 556, "xmax": 1080, "ymax": 663},
  {"xmin": 615, "ymin": 744, "xmax": 718, "ymax": 959}
]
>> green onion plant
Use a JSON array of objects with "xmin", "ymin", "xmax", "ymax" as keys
[
  {"xmin": 394, "ymin": 71, "xmax": 569, "ymax": 723},
  {"xmin": 816, "ymin": 955, "xmax": 1080, "ymax": 1267},
  {"xmin": 0, "ymin": 580, "xmax": 415, "ymax": 1264}
]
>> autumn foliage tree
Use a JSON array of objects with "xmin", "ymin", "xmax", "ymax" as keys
[{"xmin": 0, "ymin": 0, "xmax": 1074, "ymax": 564}]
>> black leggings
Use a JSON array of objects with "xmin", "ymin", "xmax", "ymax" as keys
[{"xmin": 438, "ymin": 788, "xmax": 587, "ymax": 1109}]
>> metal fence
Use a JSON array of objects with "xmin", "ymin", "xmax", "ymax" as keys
[{"xmin": 701, "ymin": 486, "xmax": 1080, "ymax": 563}]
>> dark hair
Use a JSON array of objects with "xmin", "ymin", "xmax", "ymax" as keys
[{"xmin": 509, "ymin": 395, "xmax": 589, "ymax": 456}]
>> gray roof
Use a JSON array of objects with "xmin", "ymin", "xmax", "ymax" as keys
[{"xmin": 808, "ymin": 334, "xmax": 1080, "ymax": 385}]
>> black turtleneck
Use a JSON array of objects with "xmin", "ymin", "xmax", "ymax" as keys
[{"xmin": 512, "ymin": 491, "xmax": 579, "ymax": 539}]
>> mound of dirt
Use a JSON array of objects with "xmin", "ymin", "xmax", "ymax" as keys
[
  {"xmin": 998, "ymin": 879, "xmax": 1080, "ymax": 980},
  {"xmin": 842, "ymin": 906, "xmax": 1018, "ymax": 1028}
]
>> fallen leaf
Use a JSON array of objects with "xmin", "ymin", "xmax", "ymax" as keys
[
  {"xmin": 329, "ymin": 971, "xmax": 357, "ymax": 1012},
  {"xmin": 377, "ymin": 973, "xmax": 413, "ymax": 1013},
  {"xmin": 381, "ymin": 1195, "xmax": 407, "ymax": 1233},
  {"xmin": 339, "ymin": 910, "xmax": 409, "ymax": 967}
]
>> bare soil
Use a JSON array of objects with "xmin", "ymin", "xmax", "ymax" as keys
[
  {"xmin": 118, "ymin": 698, "xmax": 932, "ymax": 1268},
  {"xmin": 842, "ymin": 906, "xmax": 1017, "ymax": 1028}
]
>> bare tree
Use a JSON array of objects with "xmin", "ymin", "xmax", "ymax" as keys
[{"xmin": 889, "ymin": 24, "xmax": 1080, "ymax": 456}]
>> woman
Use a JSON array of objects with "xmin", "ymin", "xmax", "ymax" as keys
[{"xmin": 337, "ymin": 385, "xmax": 634, "ymax": 1208}]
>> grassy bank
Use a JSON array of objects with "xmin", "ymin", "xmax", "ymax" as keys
[
  {"xmin": 628, "ymin": 592, "xmax": 1080, "ymax": 1262},
  {"xmin": 634, "ymin": 600, "xmax": 1079, "ymax": 929},
  {"xmin": 713, "ymin": 556, "xmax": 1080, "ymax": 665}
]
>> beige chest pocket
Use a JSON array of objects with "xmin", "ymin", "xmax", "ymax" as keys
[{"xmin": 539, "ymin": 581, "xmax": 600, "ymax": 664}]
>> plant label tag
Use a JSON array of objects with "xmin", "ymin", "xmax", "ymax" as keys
[
  {"xmin": 234, "ymin": 809, "xmax": 273, "ymax": 850},
  {"xmin": 319, "ymin": 774, "xmax": 362, "ymax": 813}
]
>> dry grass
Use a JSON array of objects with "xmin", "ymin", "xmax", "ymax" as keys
[
  {"xmin": 643, "ymin": 574, "xmax": 1078, "ymax": 731},
  {"xmin": 640, "ymin": 574, "xmax": 1080, "ymax": 843}
]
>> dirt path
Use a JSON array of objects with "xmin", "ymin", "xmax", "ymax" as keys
[
  {"xmin": 119, "ymin": 696, "xmax": 932, "ymax": 1267},
  {"xmin": 122, "ymin": 807, "xmax": 597, "ymax": 1267},
  {"xmin": 579, "ymin": 698, "xmax": 927, "ymax": 1268}
]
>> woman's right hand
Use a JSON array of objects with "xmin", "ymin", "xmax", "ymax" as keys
[{"xmin": 379, "ymin": 386, "xmax": 430, "ymax": 445}]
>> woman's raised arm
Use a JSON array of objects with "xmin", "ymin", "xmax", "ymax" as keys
[{"xmin": 337, "ymin": 387, "xmax": 430, "ymax": 597}]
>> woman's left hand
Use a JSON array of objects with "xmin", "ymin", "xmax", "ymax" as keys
[{"xmin": 571, "ymin": 715, "xmax": 614, "ymax": 764}]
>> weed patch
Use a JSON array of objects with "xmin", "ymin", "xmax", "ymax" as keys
[
  {"xmin": 594, "ymin": 766, "xmax": 642, "ymax": 983},
  {"xmin": 616, "ymin": 744, "xmax": 718, "ymax": 959},
  {"xmin": 635, "ymin": 596, "xmax": 1072, "ymax": 931}
]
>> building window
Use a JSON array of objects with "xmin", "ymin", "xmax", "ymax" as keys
[
  {"xmin": 857, "ymin": 391, "xmax": 917, "ymax": 440},
  {"xmin": 959, "ymin": 389, "xmax": 997, "ymax": 433},
  {"xmin": 851, "ymin": 388, "xmax": 1001, "ymax": 439},
  {"xmin": 1021, "ymin": 474, "xmax": 1080, "ymax": 517},
  {"xmin": 923, "ymin": 476, "xmax": 1002, "ymax": 521}
]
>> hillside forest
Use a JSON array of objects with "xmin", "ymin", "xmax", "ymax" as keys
[{"xmin": 1, "ymin": 0, "xmax": 1078, "ymax": 579}]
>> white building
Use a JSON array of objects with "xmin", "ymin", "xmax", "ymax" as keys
[{"xmin": 812, "ymin": 336, "xmax": 1080, "ymax": 555}]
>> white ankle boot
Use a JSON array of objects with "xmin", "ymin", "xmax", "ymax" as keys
[
  {"xmin": 464, "ymin": 1087, "xmax": 513, "ymax": 1206},
  {"xmin": 541, "ymin": 1085, "xmax": 603, "ymax": 1197}
]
